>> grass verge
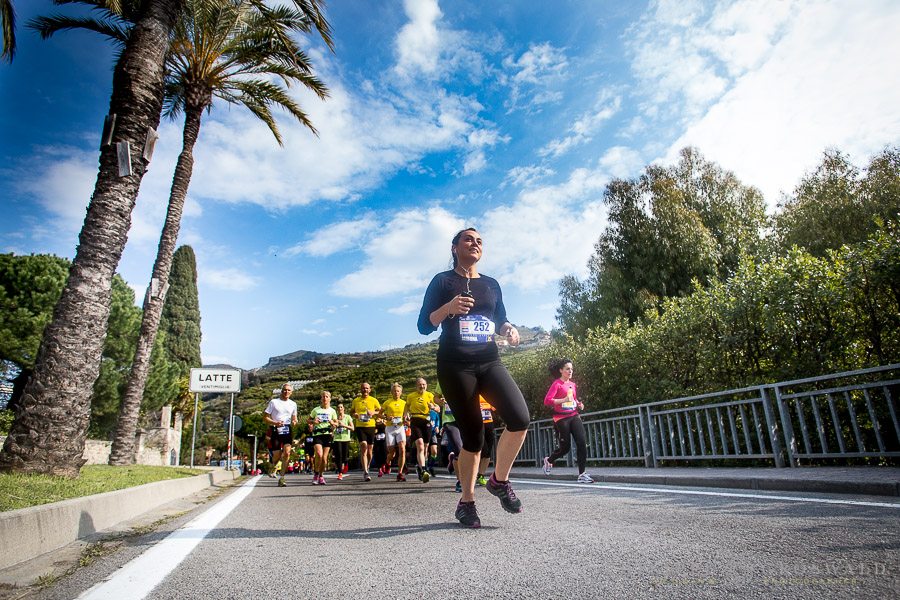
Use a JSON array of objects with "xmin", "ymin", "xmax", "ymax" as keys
[{"xmin": 0, "ymin": 465, "xmax": 206, "ymax": 512}]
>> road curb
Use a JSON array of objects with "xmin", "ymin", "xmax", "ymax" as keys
[
  {"xmin": 509, "ymin": 470, "xmax": 900, "ymax": 497},
  {"xmin": 0, "ymin": 468, "xmax": 240, "ymax": 571}
]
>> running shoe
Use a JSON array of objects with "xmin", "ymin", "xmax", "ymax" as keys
[
  {"xmin": 342, "ymin": 464, "xmax": 349, "ymax": 474},
  {"xmin": 319, "ymin": 475, "xmax": 327, "ymax": 485},
  {"xmin": 577, "ymin": 472, "xmax": 594, "ymax": 483},
  {"xmin": 278, "ymin": 476, "xmax": 286, "ymax": 487},
  {"xmin": 416, "ymin": 466, "xmax": 423, "ymax": 481},
  {"xmin": 337, "ymin": 472, "xmax": 344, "ymax": 481},
  {"xmin": 421, "ymin": 470, "xmax": 431, "ymax": 483},
  {"xmin": 455, "ymin": 480, "xmax": 462, "ymax": 493},
  {"xmin": 397, "ymin": 472, "xmax": 406, "ymax": 482},
  {"xmin": 364, "ymin": 472, "xmax": 371, "ymax": 482},
  {"xmin": 311, "ymin": 476, "xmax": 318, "ymax": 486},
  {"xmin": 486, "ymin": 474, "xmax": 523, "ymax": 514},
  {"xmin": 447, "ymin": 452, "xmax": 455, "ymax": 474},
  {"xmin": 476, "ymin": 474, "xmax": 487, "ymax": 486},
  {"xmin": 542, "ymin": 456, "xmax": 552, "ymax": 475},
  {"xmin": 455, "ymin": 500, "xmax": 481, "ymax": 529},
  {"xmin": 377, "ymin": 465, "xmax": 384, "ymax": 477}
]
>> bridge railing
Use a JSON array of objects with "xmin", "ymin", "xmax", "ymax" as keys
[{"xmin": 500, "ymin": 363, "xmax": 900, "ymax": 468}]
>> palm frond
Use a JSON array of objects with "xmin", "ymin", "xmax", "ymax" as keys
[
  {"xmin": 237, "ymin": 93, "xmax": 282, "ymax": 145},
  {"xmin": 29, "ymin": 13, "xmax": 131, "ymax": 45},
  {"xmin": 288, "ymin": 0, "xmax": 333, "ymax": 51},
  {"xmin": 1, "ymin": 0, "xmax": 16, "ymax": 63},
  {"xmin": 229, "ymin": 78, "xmax": 319, "ymax": 139},
  {"xmin": 161, "ymin": 0, "xmax": 331, "ymax": 141}
]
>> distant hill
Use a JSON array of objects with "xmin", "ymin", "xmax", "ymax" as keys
[
  {"xmin": 254, "ymin": 325, "xmax": 551, "ymax": 373},
  {"xmin": 257, "ymin": 350, "xmax": 323, "ymax": 372}
]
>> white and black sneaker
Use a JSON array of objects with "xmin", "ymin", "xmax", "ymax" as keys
[
  {"xmin": 542, "ymin": 456, "xmax": 552, "ymax": 476},
  {"xmin": 577, "ymin": 472, "xmax": 594, "ymax": 483}
]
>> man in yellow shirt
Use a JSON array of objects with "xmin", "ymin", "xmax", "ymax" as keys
[
  {"xmin": 381, "ymin": 382, "xmax": 408, "ymax": 481},
  {"xmin": 406, "ymin": 377, "xmax": 438, "ymax": 483},
  {"xmin": 351, "ymin": 382, "xmax": 381, "ymax": 481}
]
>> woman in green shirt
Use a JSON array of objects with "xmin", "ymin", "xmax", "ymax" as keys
[
  {"xmin": 308, "ymin": 391, "xmax": 338, "ymax": 485},
  {"xmin": 333, "ymin": 403, "xmax": 354, "ymax": 480}
]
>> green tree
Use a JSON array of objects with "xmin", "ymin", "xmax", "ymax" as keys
[
  {"xmin": 108, "ymin": 0, "xmax": 333, "ymax": 465},
  {"xmin": 0, "ymin": 254, "xmax": 166, "ymax": 438},
  {"xmin": 1, "ymin": 0, "xmax": 184, "ymax": 477},
  {"xmin": 0, "ymin": 254, "xmax": 69, "ymax": 380},
  {"xmin": 159, "ymin": 245, "xmax": 201, "ymax": 378},
  {"xmin": 537, "ymin": 221, "xmax": 900, "ymax": 412},
  {"xmin": 558, "ymin": 148, "xmax": 767, "ymax": 337},
  {"xmin": 774, "ymin": 147, "xmax": 900, "ymax": 256}
]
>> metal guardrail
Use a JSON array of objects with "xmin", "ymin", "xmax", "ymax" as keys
[{"xmin": 501, "ymin": 363, "xmax": 900, "ymax": 468}]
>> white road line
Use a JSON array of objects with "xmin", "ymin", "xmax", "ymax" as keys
[
  {"xmin": 436, "ymin": 475, "xmax": 900, "ymax": 509},
  {"xmin": 78, "ymin": 475, "xmax": 261, "ymax": 600}
]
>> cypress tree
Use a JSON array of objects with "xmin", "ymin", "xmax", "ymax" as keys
[{"xmin": 159, "ymin": 245, "xmax": 202, "ymax": 377}]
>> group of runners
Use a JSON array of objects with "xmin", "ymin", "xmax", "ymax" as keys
[
  {"xmin": 263, "ymin": 378, "xmax": 470, "ymax": 487},
  {"xmin": 265, "ymin": 227, "xmax": 593, "ymax": 528}
]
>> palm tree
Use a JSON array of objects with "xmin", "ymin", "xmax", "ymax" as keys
[
  {"xmin": 0, "ymin": 0, "xmax": 184, "ymax": 477},
  {"xmin": 1, "ymin": 0, "xmax": 15, "ymax": 62},
  {"xmin": 107, "ymin": 0, "xmax": 332, "ymax": 465}
]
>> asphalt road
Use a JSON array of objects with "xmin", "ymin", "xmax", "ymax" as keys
[{"xmin": 27, "ymin": 472, "xmax": 900, "ymax": 600}]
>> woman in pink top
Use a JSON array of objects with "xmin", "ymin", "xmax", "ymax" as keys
[{"xmin": 542, "ymin": 358, "xmax": 593, "ymax": 483}]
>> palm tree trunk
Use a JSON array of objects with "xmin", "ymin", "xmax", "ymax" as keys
[
  {"xmin": 0, "ymin": 0, "xmax": 184, "ymax": 478},
  {"xmin": 109, "ymin": 107, "xmax": 203, "ymax": 465}
]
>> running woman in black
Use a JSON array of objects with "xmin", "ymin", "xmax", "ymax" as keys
[{"xmin": 418, "ymin": 227, "xmax": 530, "ymax": 528}]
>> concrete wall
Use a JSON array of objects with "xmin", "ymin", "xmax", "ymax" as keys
[{"xmin": 0, "ymin": 468, "xmax": 241, "ymax": 571}]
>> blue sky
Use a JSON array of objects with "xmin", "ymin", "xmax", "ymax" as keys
[{"xmin": 2, "ymin": 0, "xmax": 899, "ymax": 370}]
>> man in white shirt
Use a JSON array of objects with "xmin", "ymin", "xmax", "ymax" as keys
[{"xmin": 264, "ymin": 383, "xmax": 299, "ymax": 487}]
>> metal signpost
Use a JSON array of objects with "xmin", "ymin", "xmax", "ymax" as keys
[{"xmin": 189, "ymin": 368, "xmax": 242, "ymax": 469}]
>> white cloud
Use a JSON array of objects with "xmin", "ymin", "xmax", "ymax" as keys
[
  {"xmin": 540, "ymin": 92, "xmax": 622, "ymax": 158},
  {"xmin": 462, "ymin": 128, "xmax": 510, "ymax": 175},
  {"xmin": 506, "ymin": 42, "xmax": 568, "ymax": 85},
  {"xmin": 503, "ymin": 42, "xmax": 569, "ymax": 110},
  {"xmin": 503, "ymin": 165, "xmax": 556, "ymax": 189},
  {"xmin": 202, "ymin": 268, "xmax": 261, "ymax": 291},
  {"xmin": 301, "ymin": 328, "xmax": 333, "ymax": 337},
  {"xmin": 330, "ymin": 158, "xmax": 616, "ymax": 299},
  {"xmin": 14, "ymin": 146, "xmax": 93, "ymax": 240},
  {"xmin": 394, "ymin": 0, "xmax": 443, "ymax": 78},
  {"xmin": 331, "ymin": 206, "xmax": 464, "ymax": 297},
  {"xmin": 480, "ymin": 165, "xmax": 611, "ymax": 290},
  {"xmin": 598, "ymin": 146, "xmax": 645, "ymax": 179},
  {"xmin": 627, "ymin": 0, "xmax": 794, "ymax": 122},
  {"xmin": 180, "ymin": 51, "xmax": 490, "ymax": 210},
  {"xmin": 284, "ymin": 215, "xmax": 378, "ymax": 257},
  {"xmin": 662, "ymin": 0, "xmax": 900, "ymax": 204},
  {"xmin": 387, "ymin": 297, "xmax": 422, "ymax": 315}
]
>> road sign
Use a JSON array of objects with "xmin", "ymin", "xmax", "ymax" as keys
[
  {"xmin": 223, "ymin": 415, "xmax": 243, "ymax": 433},
  {"xmin": 189, "ymin": 368, "xmax": 241, "ymax": 393}
]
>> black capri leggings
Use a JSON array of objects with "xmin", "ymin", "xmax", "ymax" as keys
[
  {"xmin": 332, "ymin": 440, "xmax": 349, "ymax": 470},
  {"xmin": 548, "ymin": 414, "xmax": 587, "ymax": 473},
  {"xmin": 437, "ymin": 359, "xmax": 530, "ymax": 453}
]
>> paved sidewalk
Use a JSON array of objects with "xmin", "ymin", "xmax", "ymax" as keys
[{"xmin": 510, "ymin": 465, "xmax": 900, "ymax": 497}]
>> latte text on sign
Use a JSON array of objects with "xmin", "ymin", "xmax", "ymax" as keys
[{"xmin": 189, "ymin": 368, "xmax": 242, "ymax": 393}]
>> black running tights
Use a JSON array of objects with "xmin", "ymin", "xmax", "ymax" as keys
[
  {"xmin": 437, "ymin": 359, "xmax": 530, "ymax": 453},
  {"xmin": 548, "ymin": 415, "xmax": 587, "ymax": 474}
]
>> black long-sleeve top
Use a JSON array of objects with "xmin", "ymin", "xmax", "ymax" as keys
[{"xmin": 417, "ymin": 270, "xmax": 509, "ymax": 362}]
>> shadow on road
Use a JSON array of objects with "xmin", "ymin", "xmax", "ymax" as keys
[{"xmin": 202, "ymin": 522, "xmax": 485, "ymax": 540}]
